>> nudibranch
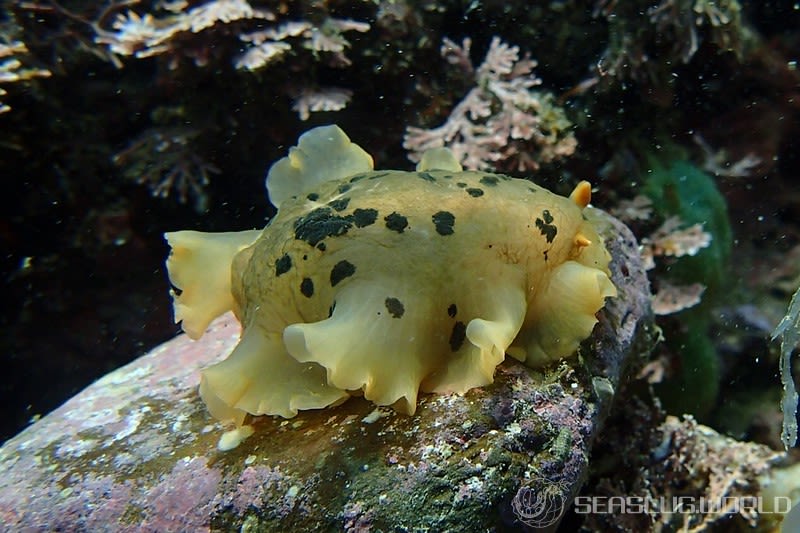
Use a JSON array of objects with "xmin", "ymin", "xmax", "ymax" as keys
[{"xmin": 164, "ymin": 125, "xmax": 617, "ymax": 427}]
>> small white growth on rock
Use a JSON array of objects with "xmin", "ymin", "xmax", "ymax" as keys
[
  {"xmin": 362, "ymin": 408, "xmax": 389, "ymax": 424},
  {"xmin": 421, "ymin": 440, "xmax": 454, "ymax": 460},
  {"xmin": 506, "ymin": 422, "xmax": 522, "ymax": 436},
  {"xmin": 466, "ymin": 476, "xmax": 483, "ymax": 491},
  {"xmin": 171, "ymin": 413, "xmax": 189, "ymax": 432},
  {"xmin": 217, "ymin": 425, "xmax": 254, "ymax": 451}
]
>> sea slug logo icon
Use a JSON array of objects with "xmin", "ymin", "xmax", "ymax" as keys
[{"xmin": 511, "ymin": 475, "xmax": 568, "ymax": 529}]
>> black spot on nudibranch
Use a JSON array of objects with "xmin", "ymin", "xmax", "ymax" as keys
[
  {"xmin": 317, "ymin": 242, "xmax": 327, "ymax": 251},
  {"xmin": 466, "ymin": 188, "xmax": 484, "ymax": 197},
  {"xmin": 456, "ymin": 182, "xmax": 467, "ymax": 188},
  {"xmin": 352, "ymin": 208, "xmax": 378, "ymax": 228},
  {"xmin": 330, "ymin": 260, "xmax": 356, "ymax": 286},
  {"xmin": 417, "ymin": 172, "xmax": 436, "ymax": 182},
  {"xmin": 300, "ymin": 278, "xmax": 314, "ymax": 297},
  {"xmin": 327, "ymin": 197, "xmax": 350, "ymax": 211},
  {"xmin": 384, "ymin": 212, "xmax": 408, "ymax": 233},
  {"xmin": 535, "ymin": 209, "xmax": 558, "ymax": 243},
  {"xmin": 337, "ymin": 183, "xmax": 352, "ymax": 194},
  {"xmin": 295, "ymin": 205, "xmax": 381, "ymax": 247},
  {"xmin": 449, "ymin": 321, "xmax": 466, "ymax": 351},
  {"xmin": 432, "ymin": 211, "xmax": 455, "ymax": 236},
  {"xmin": 349, "ymin": 173, "xmax": 368, "ymax": 183},
  {"xmin": 275, "ymin": 253, "xmax": 292, "ymax": 276},
  {"xmin": 447, "ymin": 303, "xmax": 457, "ymax": 317},
  {"xmin": 306, "ymin": 192, "xmax": 319, "ymax": 201},
  {"xmin": 480, "ymin": 175, "xmax": 499, "ymax": 186},
  {"xmin": 384, "ymin": 297, "xmax": 405, "ymax": 318},
  {"xmin": 294, "ymin": 207, "xmax": 353, "ymax": 246}
]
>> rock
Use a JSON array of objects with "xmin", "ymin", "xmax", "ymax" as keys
[
  {"xmin": 584, "ymin": 412, "xmax": 789, "ymax": 532},
  {"xmin": 0, "ymin": 210, "xmax": 653, "ymax": 531}
]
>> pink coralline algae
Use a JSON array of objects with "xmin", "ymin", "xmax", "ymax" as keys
[{"xmin": 404, "ymin": 36, "xmax": 577, "ymax": 172}]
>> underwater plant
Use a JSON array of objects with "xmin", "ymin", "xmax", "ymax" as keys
[
  {"xmin": 0, "ymin": 40, "xmax": 50, "ymax": 114},
  {"xmin": 592, "ymin": 0, "xmax": 748, "ymax": 90},
  {"xmin": 641, "ymin": 155, "xmax": 733, "ymax": 417},
  {"xmin": 642, "ymin": 157, "xmax": 733, "ymax": 298},
  {"xmin": 113, "ymin": 126, "xmax": 219, "ymax": 212},
  {"xmin": 772, "ymin": 284, "xmax": 800, "ymax": 450},
  {"xmin": 403, "ymin": 36, "xmax": 576, "ymax": 172}
]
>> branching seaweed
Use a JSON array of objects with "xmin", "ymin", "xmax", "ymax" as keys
[{"xmin": 772, "ymin": 285, "xmax": 800, "ymax": 450}]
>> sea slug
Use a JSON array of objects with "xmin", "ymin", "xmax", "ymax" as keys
[{"xmin": 164, "ymin": 125, "xmax": 617, "ymax": 426}]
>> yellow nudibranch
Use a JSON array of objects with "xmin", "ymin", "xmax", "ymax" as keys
[{"xmin": 164, "ymin": 125, "xmax": 617, "ymax": 426}]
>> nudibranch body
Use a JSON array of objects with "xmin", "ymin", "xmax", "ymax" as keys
[{"xmin": 165, "ymin": 125, "xmax": 616, "ymax": 425}]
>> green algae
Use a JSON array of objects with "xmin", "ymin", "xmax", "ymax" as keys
[
  {"xmin": 643, "ymin": 157, "xmax": 733, "ymax": 299},
  {"xmin": 642, "ymin": 155, "xmax": 733, "ymax": 417}
]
